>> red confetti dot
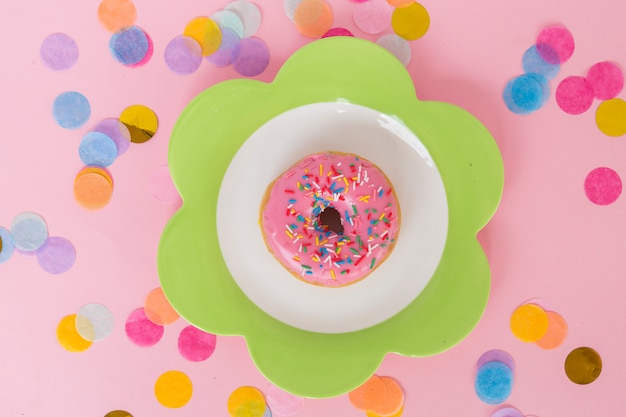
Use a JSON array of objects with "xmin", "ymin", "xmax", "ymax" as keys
[{"xmin": 584, "ymin": 167, "xmax": 622, "ymax": 205}]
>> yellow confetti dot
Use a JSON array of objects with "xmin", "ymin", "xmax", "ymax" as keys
[
  {"xmin": 183, "ymin": 17, "xmax": 222, "ymax": 56},
  {"xmin": 565, "ymin": 347, "xmax": 602, "ymax": 385},
  {"xmin": 119, "ymin": 104, "xmax": 158, "ymax": 143},
  {"xmin": 56, "ymin": 314, "xmax": 92, "ymax": 352},
  {"xmin": 510, "ymin": 303, "xmax": 549, "ymax": 342},
  {"xmin": 154, "ymin": 370, "xmax": 193, "ymax": 408},
  {"xmin": 391, "ymin": 2, "xmax": 430, "ymax": 41},
  {"xmin": 595, "ymin": 98, "xmax": 626, "ymax": 136},
  {"xmin": 227, "ymin": 386, "xmax": 267, "ymax": 417},
  {"xmin": 367, "ymin": 406, "xmax": 404, "ymax": 417}
]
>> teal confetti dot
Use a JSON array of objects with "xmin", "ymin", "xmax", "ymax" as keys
[{"xmin": 475, "ymin": 361, "xmax": 514, "ymax": 405}]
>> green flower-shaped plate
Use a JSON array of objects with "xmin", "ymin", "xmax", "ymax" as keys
[{"xmin": 158, "ymin": 37, "xmax": 504, "ymax": 398}]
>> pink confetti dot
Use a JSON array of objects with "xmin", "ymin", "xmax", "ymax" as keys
[
  {"xmin": 584, "ymin": 167, "xmax": 622, "ymax": 205},
  {"xmin": 353, "ymin": 0, "xmax": 392, "ymax": 34},
  {"xmin": 177, "ymin": 325, "xmax": 216, "ymax": 362},
  {"xmin": 556, "ymin": 76, "xmax": 594, "ymax": 115},
  {"xmin": 536, "ymin": 25, "xmax": 575, "ymax": 64},
  {"xmin": 267, "ymin": 385, "xmax": 304, "ymax": 416},
  {"xmin": 125, "ymin": 307, "xmax": 164, "ymax": 347},
  {"xmin": 149, "ymin": 165, "xmax": 181, "ymax": 205},
  {"xmin": 586, "ymin": 61, "xmax": 624, "ymax": 100},
  {"xmin": 322, "ymin": 27, "xmax": 354, "ymax": 38}
]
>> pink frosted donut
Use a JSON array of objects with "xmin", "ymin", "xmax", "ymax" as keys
[{"xmin": 260, "ymin": 152, "xmax": 400, "ymax": 287}]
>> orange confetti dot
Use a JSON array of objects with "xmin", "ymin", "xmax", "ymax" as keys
[
  {"xmin": 387, "ymin": 0, "xmax": 413, "ymax": 6},
  {"xmin": 510, "ymin": 303, "xmax": 549, "ymax": 342},
  {"xmin": 144, "ymin": 287, "xmax": 179, "ymax": 325},
  {"xmin": 227, "ymin": 386, "xmax": 267, "ymax": 417},
  {"xmin": 98, "ymin": 0, "xmax": 137, "ymax": 32},
  {"xmin": 57, "ymin": 314, "xmax": 92, "ymax": 352},
  {"xmin": 294, "ymin": 0, "xmax": 334, "ymax": 38},
  {"xmin": 183, "ymin": 17, "xmax": 222, "ymax": 56},
  {"xmin": 74, "ymin": 167, "xmax": 114, "ymax": 210},
  {"xmin": 391, "ymin": 2, "xmax": 430, "ymax": 41},
  {"xmin": 349, "ymin": 375, "xmax": 404, "ymax": 416},
  {"xmin": 536, "ymin": 311, "xmax": 568, "ymax": 350}
]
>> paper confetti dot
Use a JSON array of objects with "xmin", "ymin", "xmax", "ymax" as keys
[
  {"xmin": 224, "ymin": 0, "xmax": 262, "ymax": 38},
  {"xmin": 154, "ymin": 370, "xmax": 193, "ymax": 408},
  {"xmin": 475, "ymin": 361, "xmax": 514, "ymax": 405},
  {"xmin": 510, "ymin": 303, "xmax": 549, "ymax": 342},
  {"xmin": 57, "ymin": 314, "xmax": 92, "ymax": 352},
  {"xmin": 366, "ymin": 408, "xmax": 403, "ymax": 417},
  {"xmin": 522, "ymin": 45, "xmax": 560, "ymax": 80},
  {"xmin": 144, "ymin": 287, "xmax": 179, "ymax": 325},
  {"xmin": 565, "ymin": 347, "xmax": 602, "ymax": 384},
  {"xmin": 206, "ymin": 27, "xmax": 241, "ymax": 67},
  {"xmin": 164, "ymin": 35, "xmax": 203, "ymax": 75},
  {"xmin": 183, "ymin": 17, "xmax": 222, "ymax": 56},
  {"xmin": 232, "ymin": 37, "xmax": 270, "ymax": 77},
  {"xmin": 109, "ymin": 26, "xmax": 152, "ymax": 66},
  {"xmin": 477, "ymin": 349, "xmax": 515, "ymax": 372},
  {"xmin": 149, "ymin": 165, "xmax": 181, "ymax": 205},
  {"xmin": 92, "ymin": 118, "xmax": 131, "ymax": 156},
  {"xmin": 119, "ymin": 104, "xmax": 158, "ymax": 143},
  {"xmin": 586, "ymin": 61, "xmax": 624, "ymax": 100},
  {"xmin": 177, "ymin": 325, "xmax": 217, "ymax": 362},
  {"xmin": 391, "ymin": 2, "xmax": 430, "ymax": 41},
  {"xmin": 536, "ymin": 25, "xmax": 574, "ymax": 65},
  {"xmin": 74, "ymin": 167, "xmax": 114, "ymax": 210},
  {"xmin": 348, "ymin": 375, "xmax": 404, "ymax": 416},
  {"xmin": 79, "ymin": 132, "xmax": 119, "ymax": 167},
  {"xmin": 353, "ymin": 0, "xmax": 392, "ymax": 35},
  {"xmin": 595, "ymin": 98, "xmax": 626, "ymax": 137},
  {"xmin": 584, "ymin": 167, "xmax": 622, "ymax": 205},
  {"xmin": 40, "ymin": 33, "xmax": 79, "ymax": 71},
  {"xmin": 321, "ymin": 27, "xmax": 354, "ymax": 38},
  {"xmin": 490, "ymin": 406, "xmax": 524, "ymax": 417},
  {"xmin": 125, "ymin": 307, "xmax": 164, "ymax": 347},
  {"xmin": 535, "ymin": 311, "xmax": 568, "ymax": 349},
  {"xmin": 0, "ymin": 227, "xmax": 15, "ymax": 264},
  {"xmin": 387, "ymin": 0, "xmax": 412, "ymax": 5},
  {"xmin": 376, "ymin": 33, "xmax": 411, "ymax": 66},
  {"xmin": 36, "ymin": 236, "xmax": 76, "ymax": 274},
  {"xmin": 294, "ymin": 0, "xmax": 333, "ymax": 38},
  {"xmin": 98, "ymin": 0, "xmax": 137, "ymax": 32},
  {"xmin": 503, "ymin": 74, "xmax": 545, "ymax": 114},
  {"xmin": 52, "ymin": 91, "xmax": 91, "ymax": 129},
  {"xmin": 211, "ymin": 9, "xmax": 245, "ymax": 38},
  {"xmin": 228, "ymin": 386, "xmax": 267, "ymax": 417},
  {"xmin": 266, "ymin": 385, "xmax": 303, "ymax": 416},
  {"xmin": 284, "ymin": 0, "xmax": 304, "ymax": 22},
  {"xmin": 10, "ymin": 212, "xmax": 48, "ymax": 252},
  {"xmin": 556, "ymin": 76, "xmax": 594, "ymax": 115},
  {"xmin": 75, "ymin": 303, "xmax": 114, "ymax": 342},
  {"xmin": 104, "ymin": 411, "xmax": 133, "ymax": 417}
]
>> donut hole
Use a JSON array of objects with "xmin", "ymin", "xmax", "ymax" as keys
[{"xmin": 318, "ymin": 206, "xmax": 344, "ymax": 235}]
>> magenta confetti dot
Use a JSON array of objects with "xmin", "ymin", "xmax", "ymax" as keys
[
  {"xmin": 40, "ymin": 33, "xmax": 79, "ymax": 71},
  {"xmin": 477, "ymin": 349, "xmax": 515, "ymax": 372},
  {"xmin": 91, "ymin": 118, "xmax": 131, "ymax": 156},
  {"xmin": 586, "ymin": 61, "xmax": 624, "ymax": 100},
  {"xmin": 267, "ymin": 385, "xmax": 304, "ymax": 416},
  {"xmin": 232, "ymin": 37, "xmax": 270, "ymax": 77},
  {"xmin": 353, "ymin": 0, "xmax": 393, "ymax": 34},
  {"xmin": 177, "ymin": 325, "xmax": 217, "ymax": 362},
  {"xmin": 36, "ymin": 236, "xmax": 76, "ymax": 274},
  {"xmin": 322, "ymin": 27, "xmax": 354, "ymax": 38},
  {"xmin": 206, "ymin": 27, "xmax": 241, "ymax": 67},
  {"xmin": 164, "ymin": 35, "xmax": 203, "ymax": 75},
  {"xmin": 125, "ymin": 307, "xmax": 164, "ymax": 347},
  {"xmin": 536, "ymin": 25, "xmax": 575, "ymax": 64},
  {"xmin": 584, "ymin": 167, "xmax": 622, "ymax": 205},
  {"xmin": 556, "ymin": 76, "xmax": 594, "ymax": 115}
]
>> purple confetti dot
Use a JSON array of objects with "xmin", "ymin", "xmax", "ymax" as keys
[
  {"xmin": 491, "ymin": 407, "xmax": 524, "ymax": 417},
  {"xmin": 36, "ymin": 236, "xmax": 76, "ymax": 274},
  {"xmin": 40, "ymin": 33, "xmax": 79, "ymax": 71},
  {"xmin": 91, "ymin": 118, "xmax": 131, "ymax": 156},
  {"xmin": 109, "ymin": 26, "xmax": 150, "ymax": 66},
  {"xmin": 477, "ymin": 349, "xmax": 515, "ymax": 372},
  {"xmin": 164, "ymin": 35, "xmax": 203, "ymax": 75},
  {"xmin": 177, "ymin": 325, "xmax": 217, "ymax": 362},
  {"xmin": 232, "ymin": 37, "xmax": 270, "ymax": 77},
  {"xmin": 206, "ymin": 27, "xmax": 241, "ymax": 67}
]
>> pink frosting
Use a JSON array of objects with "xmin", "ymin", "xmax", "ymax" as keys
[{"xmin": 260, "ymin": 152, "xmax": 400, "ymax": 287}]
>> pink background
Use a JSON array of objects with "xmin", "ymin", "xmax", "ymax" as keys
[{"xmin": 1, "ymin": 0, "xmax": 625, "ymax": 415}]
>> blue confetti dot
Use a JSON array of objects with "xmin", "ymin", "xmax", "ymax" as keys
[
  {"xmin": 79, "ymin": 132, "xmax": 118, "ymax": 167},
  {"xmin": 10, "ymin": 212, "xmax": 48, "ymax": 253},
  {"xmin": 109, "ymin": 26, "xmax": 150, "ymax": 66},
  {"xmin": 262, "ymin": 406, "xmax": 273, "ymax": 417},
  {"xmin": 522, "ymin": 45, "xmax": 560, "ymax": 80},
  {"xmin": 52, "ymin": 91, "xmax": 91, "ymax": 129},
  {"xmin": 0, "ymin": 226, "xmax": 15, "ymax": 264},
  {"xmin": 525, "ymin": 72, "xmax": 550, "ymax": 104},
  {"xmin": 503, "ymin": 74, "xmax": 545, "ymax": 114},
  {"xmin": 475, "ymin": 361, "xmax": 514, "ymax": 405}
]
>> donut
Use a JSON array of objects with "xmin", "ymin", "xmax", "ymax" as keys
[{"xmin": 259, "ymin": 152, "xmax": 400, "ymax": 287}]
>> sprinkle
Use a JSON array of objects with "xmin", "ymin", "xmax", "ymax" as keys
[
  {"xmin": 370, "ymin": 258, "xmax": 376, "ymax": 269},
  {"xmin": 284, "ymin": 189, "xmax": 295, "ymax": 193},
  {"xmin": 285, "ymin": 229, "xmax": 294, "ymax": 238},
  {"xmin": 288, "ymin": 199, "xmax": 297, "ymax": 203},
  {"xmin": 352, "ymin": 205, "xmax": 358, "ymax": 215},
  {"xmin": 319, "ymin": 164, "xmax": 323, "ymax": 176},
  {"xmin": 301, "ymin": 264, "xmax": 311, "ymax": 269},
  {"xmin": 357, "ymin": 235, "xmax": 363, "ymax": 248},
  {"xmin": 350, "ymin": 248, "xmax": 360, "ymax": 255},
  {"xmin": 293, "ymin": 255, "xmax": 300, "ymax": 261},
  {"xmin": 330, "ymin": 270, "xmax": 336, "ymax": 280}
]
